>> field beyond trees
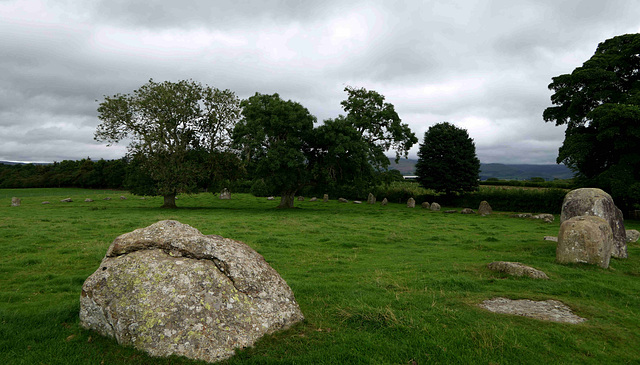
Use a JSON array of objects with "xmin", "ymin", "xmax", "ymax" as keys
[{"xmin": 1, "ymin": 189, "xmax": 640, "ymax": 364}]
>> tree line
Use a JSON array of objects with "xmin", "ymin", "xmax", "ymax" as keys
[{"xmin": 3, "ymin": 33, "xmax": 638, "ymax": 211}]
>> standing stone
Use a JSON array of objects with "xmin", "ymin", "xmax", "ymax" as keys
[
  {"xmin": 561, "ymin": 188, "xmax": 627, "ymax": 258},
  {"xmin": 381, "ymin": 198, "xmax": 388, "ymax": 206},
  {"xmin": 478, "ymin": 201, "xmax": 492, "ymax": 216},
  {"xmin": 11, "ymin": 197, "xmax": 20, "ymax": 207},
  {"xmin": 323, "ymin": 194, "xmax": 329, "ymax": 202},
  {"xmin": 367, "ymin": 193, "xmax": 376, "ymax": 204},
  {"xmin": 407, "ymin": 198, "xmax": 415, "ymax": 208},
  {"xmin": 421, "ymin": 202, "xmax": 430, "ymax": 209},
  {"xmin": 557, "ymin": 215, "xmax": 613, "ymax": 268},
  {"xmin": 430, "ymin": 202, "xmax": 441, "ymax": 211},
  {"xmin": 626, "ymin": 229, "xmax": 640, "ymax": 243},
  {"xmin": 297, "ymin": 196, "xmax": 304, "ymax": 201},
  {"xmin": 79, "ymin": 220, "xmax": 304, "ymax": 364},
  {"xmin": 219, "ymin": 188, "xmax": 231, "ymax": 200}
]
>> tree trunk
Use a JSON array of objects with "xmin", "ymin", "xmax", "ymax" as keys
[
  {"xmin": 277, "ymin": 192, "xmax": 296, "ymax": 209},
  {"xmin": 161, "ymin": 193, "xmax": 177, "ymax": 209}
]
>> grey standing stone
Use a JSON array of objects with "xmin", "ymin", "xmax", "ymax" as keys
[
  {"xmin": 557, "ymin": 215, "xmax": 612, "ymax": 268},
  {"xmin": 219, "ymin": 188, "xmax": 231, "ymax": 200},
  {"xmin": 407, "ymin": 198, "xmax": 415, "ymax": 208},
  {"xmin": 626, "ymin": 229, "xmax": 640, "ymax": 243},
  {"xmin": 297, "ymin": 196, "xmax": 304, "ymax": 201},
  {"xmin": 323, "ymin": 194, "xmax": 329, "ymax": 202},
  {"xmin": 421, "ymin": 202, "xmax": 430, "ymax": 209},
  {"xmin": 430, "ymin": 202, "xmax": 441, "ymax": 211},
  {"xmin": 79, "ymin": 220, "xmax": 304, "ymax": 364},
  {"xmin": 381, "ymin": 198, "xmax": 388, "ymax": 206},
  {"xmin": 11, "ymin": 197, "xmax": 20, "ymax": 207},
  {"xmin": 561, "ymin": 188, "xmax": 627, "ymax": 258},
  {"xmin": 367, "ymin": 193, "xmax": 376, "ymax": 204},
  {"xmin": 478, "ymin": 201, "xmax": 492, "ymax": 216},
  {"xmin": 104, "ymin": 197, "xmax": 112, "ymax": 201}
]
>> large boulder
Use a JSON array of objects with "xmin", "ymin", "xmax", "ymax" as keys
[
  {"xmin": 561, "ymin": 188, "xmax": 627, "ymax": 258},
  {"xmin": 557, "ymin": 216, "xmax": 613, "ymax": 268},
  {"xmin": 80, "ymin": 220, "xmax": 304, "ymax": 363},
  {"xmin": 430, "ymin": 202, "xmax": 441, "ymax": 211}
]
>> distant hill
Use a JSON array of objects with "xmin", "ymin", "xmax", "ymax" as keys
[{"xmin": 388, "ymin": 158, "xmax": 574, "ymax": 181}]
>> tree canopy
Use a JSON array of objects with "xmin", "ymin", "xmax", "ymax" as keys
[
  {"xmin": 543, "ymin": 33, "xmax": 640, "ymax": 209},
  {"xmin": 95, "ymin": 79, "xmax": 241, "ymax": 208},
  {"xmin": 415, "ymin": 122, "xmax": 480, "ymax": 194},
  {"xmin": 232, "ymin": 93, "xmax": 316, "ymax": 208}
]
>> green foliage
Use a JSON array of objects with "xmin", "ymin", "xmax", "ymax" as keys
[
  {"xmin": 95, "ymin": 79, "xmax": 241, "ymax": 207},
  {"xmin": 341, "ymin": 86, "xmax": 418, "ymax": 168},
  {"xmin": 2, "ymin": 189, "xmax": 640, "ymax": 364},
  {"xmin": 233, "ymin": 93, "xmax": 316, "ymax": 208},
  {"xmin": 250, "ymin": 179, "xmax": 272, "ymax": 197},
  {"xmin": 543, "ymin": 33, "xmax": 640, "ymax": 210},
  {"xmin": 415, "ymin": 122, "xmax": 481, "ymax": 194}
]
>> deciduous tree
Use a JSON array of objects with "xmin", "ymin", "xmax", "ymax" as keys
[
  {"xmin": 543, "ymin": 33, "xmax": 640, "ymax": 210},
  {"xmin": 415, "ymin": 122, "xmax": 480, "ymax": 194},
  {"xmin": 95, "ymin": 79, "xmax": 241, "ymax": 208}
]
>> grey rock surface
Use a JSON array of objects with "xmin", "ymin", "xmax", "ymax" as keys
[
  {"xmin": 487, "ymin": 261, "xmax": 549, "ymax": 279},
  {"xmin": 561, "ymin": 188, "xmax": 627, "ymax": 258},
  {"xmin": 461, "ymin": 208, "xmax": 475, "ymax": 214},
  {"xmin": 478, "ymin": 201, "xmax": 492, "ymax": 216},
  {"xmin": 219, "ymin": 188, "xmax": 231, "ymax": 200},
  {"xmin": 557, "ymin": 215, "xmax": 612, "ymax": 268},
  {"xmin": 626, "ymin": 229, "xmax": 640, "ymax": 243},
  {"xmin": 80, "ymin": 220, "xmax": 304, "ymax": 363},
  {"xmin": 421, "ymin": 202, "xmax": 430, "ymax": 209},
  {"xmin": 381, "ymin": 198, "xmax": 388, "ymax": 206},
  {"xmin": 479, "ymin": 297, "xmax": 586, "ymax": 324},
  {"xmin": 323, "ymin": 194, "xmax": 329, "ymax": 202},
  {"xmin": 367, "ymin": 193, "xmax": 376, "ymax": 204},
  {"xmin": 430, "ymin": 202, "xmax": 441, "ymax": 211},
  {"xmin": 407, "ymin": 198, "xmax": 415, "ymax": 208},
  {"xmin": 11, "ymin": 197, "xmax": 20, "ymax": 207}
]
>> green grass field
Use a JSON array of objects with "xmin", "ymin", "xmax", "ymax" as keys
[{"xmin": 1, "ymin": 188, "xmax": 639, "ymax": 364}]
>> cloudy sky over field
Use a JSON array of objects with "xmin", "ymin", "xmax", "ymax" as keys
[{"xmin": 1, "ymin": 0, "xmax": 639, "ymax": 164}]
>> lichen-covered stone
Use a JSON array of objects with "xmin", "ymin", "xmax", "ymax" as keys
[
  {"xmin": 430, "ymin": 202, "xmax": 441, "ymax": 211},
  {"xmin": 11, "ymin": 197, "xmax": 20, "ymax": 207},
  {"xmin": 557, "ymin": 215, "xmax": 612, "ymax": 268},
  {"xmin": 407, "ymin": 198, "xmax": 415, "ymax": 208},
  {"xmin": 367, "ymin": 193, "xmax": 376, "ymax": 204},
  {"xmin": 219, "ymin": 188, "xmax": 231, "ymax": 199},
  {"xmin": 478, "ymin": 201, "xmax": 492, "ymax": 216},
  {"xmin": 80, "ymin": 220, "xmax": 304, "ymax": 363},
  {"xmin": 421, "ymin": 202, "xmax": 430, "ymax": 209},
  {"xmin": 487, "ymin": 261, "xmax": 549, "ymax": 279},
  {"xmin": 626, "ymin": 229, "xmax": 640, "ymax": 243},
  {"xmin": 381, "ymin": 198, "xmax": 388, "ymax": 206},
  {"xmin": 461, "ymin": 208, "xmax": 475, "ymax": 214},
  {"xmin": 479, "ymin": 297, "xmax": 586, "ymax": 324},
  {"xmin": 561, "ymin": 188, "xmax": 627, "ymax": 258}
]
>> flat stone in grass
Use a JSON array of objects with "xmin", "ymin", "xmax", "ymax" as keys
[
  {"xmin": 353, "ymin": 201, "xmax": 362, "ymax": 204},
  {"xmin": 338, "ymin": 198, "xmax": 348, "ymax": 203},
  {"xmin": 544, "ymin": 236, "xmax": 558, "ymax": 242},
  {"xmin": 120, "ymin": 196, "xmax": 127, "ymax": 200},
  {"xmin": 487, "ymin": 261, "xmax": 549, "ymax": 279},
  {"xmin": 479, "ymin": 297, "xmax": 586, "ymax": 324},
  {"xmin": 461, "ymin": 208, "xmax": 474, "ymax": 214},
  {"xmin": 42, "ymin": 201, "xmax": 50, "ymax": 204},
  {"xmin": 85, "ymin": 198, "xmax": 94, "ymax": 202},
  {"xmin": 61, "ymin": 198, "xmax": 73, "ymax": 203},
  {"xmin": 310, "ymin": 197, "xmax": 318, "ymax": 202}
]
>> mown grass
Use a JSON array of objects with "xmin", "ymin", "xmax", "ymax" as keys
[{"xmin": 1, "ymin": 188, "xmax": 640, "ymax": 364}]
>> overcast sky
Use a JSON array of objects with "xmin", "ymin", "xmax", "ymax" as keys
[{"xmin": 1, "ymin": 0, "xmax": 639, "ymax": 164}]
